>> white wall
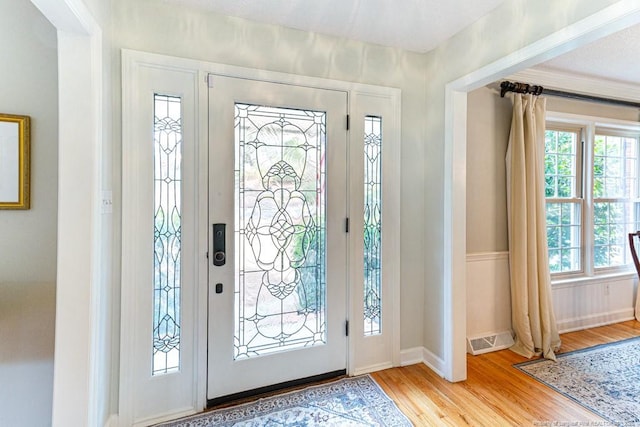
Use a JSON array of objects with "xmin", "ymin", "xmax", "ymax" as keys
[
  {"xmin": 465, "ymin": 84, "xmax": 639, "ymax": 341},
  {"xmin": 0, "ymin": 0, "xmax": 58, "ymax": 425}
]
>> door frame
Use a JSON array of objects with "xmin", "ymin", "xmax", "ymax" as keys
[{"xmin": 121, "ymin": 49, "xmax": 401, "ymax": 424}]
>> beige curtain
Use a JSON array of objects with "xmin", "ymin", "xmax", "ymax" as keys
[{"xmin": 505, "ymin": 93, "xmax": 561, "ymax": 360}]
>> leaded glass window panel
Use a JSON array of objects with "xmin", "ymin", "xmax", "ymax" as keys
[
  {"xmin": 153, "ymin": 94, "xmax": 182, "ymax": 375},
  {"xmin": 234, "ymin": 103, "xmax": 326, "ymax": 360},
  {"xmin": 364, "ymin": 116, "xmax": 382, "ymax": 336}
]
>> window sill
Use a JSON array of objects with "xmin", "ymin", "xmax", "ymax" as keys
[{"xmin": 552, "ymin": 270, "xmax": 637, "ymax": 289}]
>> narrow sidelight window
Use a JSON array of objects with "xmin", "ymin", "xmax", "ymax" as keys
[
  {"xmin": 364, "ymin": 116, "xmax": 382, "ymax": 336},
  {"xmin": 152, "ymin": 94, "xmax": 182, "ymax": 375}
]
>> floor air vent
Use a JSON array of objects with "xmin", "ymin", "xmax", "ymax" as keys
[{"xmin": 466, "ymin": 331, "xmax": 514, "ymax": 355}]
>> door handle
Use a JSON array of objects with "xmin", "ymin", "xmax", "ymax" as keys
[{"xmin": 212, "ymin": 223, "xmax": 226, "ymax": 266}]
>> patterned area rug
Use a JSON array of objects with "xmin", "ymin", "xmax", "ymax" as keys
[
  {"xmin": 515, "ymin": 336, "xmax": 640, "ymax": 425},
  {"xmin": 157, "ymin": 375, "xmax": 412, "ymax": 427}
]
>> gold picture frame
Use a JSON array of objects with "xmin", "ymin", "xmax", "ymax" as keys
[{"xmin": 0, "ymin": 113, "xmax": 30, "ymax": 209}]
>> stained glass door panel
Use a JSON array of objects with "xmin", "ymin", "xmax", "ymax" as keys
[
  {"xmin": 208, "ymin": 76, "xmax": 348, "ymax": 400},
  {"xmin": 234, "ymin": 104, "xmax": 327, "ymax": 359}
]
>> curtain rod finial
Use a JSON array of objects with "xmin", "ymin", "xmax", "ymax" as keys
[
  {"xmin": 500, "ymin": 80, "xmax": 544, "ymax": 97},
  {"xmin": 500, "ymin": 81, "xmax": 512, "ymax": 98}
]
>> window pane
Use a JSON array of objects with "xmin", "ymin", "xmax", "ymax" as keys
[
  {"xmin": 594, "ymin": 134, "xmax": 638, "ymax": 198},
  {"xmin": 153, "ymin": 94, "xmax": 182, "ymax": 375},
  {"xmin": 593, "ymin": 133, "xmax": 639, "ymax": 269},
  {"xmin": 546, "ymin": 202, "xmax": 581, "ymax": 273},
  {"xmin": 545, "ymin": 129, "xmax": 580, "ymax": 274},
  {"xmin": 364, "ymin": 116, "xmax": 382, "ymax": 336},
  {"xmin": 593, "ymin": 201, "xmax": 639, "ymax": 268},
  {"xmin": 544, "ymin": 130, "xmax": 578, "ymax": 198}
]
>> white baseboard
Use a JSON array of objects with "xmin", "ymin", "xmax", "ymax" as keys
[
  {"xmin": 105, "ymin": 414, "xmax": 118, "ymax": 427},
  {"xmin": 557, "ymin": 308, "xmax": 635, "ymax": 333},
  {"xmin": 399, "ymin": 347, "xmax": 423, "ymax": 366},
  {"xmin": 422, "ymin": 347, "xmax": 445, "ymax": 377},
  {"xmin": 352, "ymin": 362, "xmax": 394, "ymax": 376},
  {"xmin": 133, "ymin": 407, "xmax": 196, "ymax": 427},
  {"xmin": 399, "ymin": 346, "xmax": 445, "ymax": 378}
]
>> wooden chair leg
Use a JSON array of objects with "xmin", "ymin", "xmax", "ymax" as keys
[{"xmin": 628, "ymin": 232, "xmax": 640, "ymax": 278}]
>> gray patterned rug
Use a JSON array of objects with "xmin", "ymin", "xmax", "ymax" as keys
[
  {"xmin": 156, "ymin": 375, "xmax": 412, "ymax": 426},
  {"xmin": 515, "ymin": 336, "xmax": 640, "ymax": 425}
]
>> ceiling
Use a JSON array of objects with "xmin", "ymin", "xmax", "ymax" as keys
[
  {"xmin": 168, "ymin": 0, "xmax": 640, "ymax": 86},
  {"xmin": 167, "ymin": 0, "xmax": 507, "ymax": 53},
  {"xmin": 535, "ymin": 24, "xmax": 640, "ymax": 86}
]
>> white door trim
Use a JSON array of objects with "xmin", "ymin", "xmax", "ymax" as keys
[
  {"xmin": 121, "ymin": 49, "xmax": 401, "ymax": 424},
  {"xmin": 444, "ymin": 1, "xmax": 640, "ymax": 382},
  {"xmin": 28, "ymin": 0, "xmax": 106, "ymax": 425}
]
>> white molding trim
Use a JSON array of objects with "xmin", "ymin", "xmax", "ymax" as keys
[
  {"xmin": 552, "ymin": 272, "xmax": 635, "ymax": 289},
  {"xmin": 422, "ymin": 348, "xmax": 445, "ymax": 378},
  {"xmin": 400, "ymin": 347, "xmax": 424, "ymax": 367},
  {"xmin": 351, "ymin": 362, "xmax": 395, "ymax": 377},
  {"xmin": 398, "ymin": 347, "xmax": 445, "ymax": 378},
  {"xmin": 445, "ymin": 1, "xmax": 640, "ymax": 383},
  {"xmin": 133, "ymin": 408, "xmax": 196, "ymax": 427},
  {"xmin": 557, "ymin": 308, "xmax": 635, "ymax": 333},
  {"xmin": 466, "ymin": 251, "xmax": 509, "ymax": 263},
  {"xmin": 30, "ymin": 0, "xmax": 93, "ymax": 34},
  {"xmin": 510, "ymin": 67, "xmax": 640, "ymax": 102},
  {"xmin": 30, "ymin": 0, "xmax": 106, "ymax": 426},
  {"xmin": 105, "ymin": 414, "xmax": 119, "ymax": 427}
]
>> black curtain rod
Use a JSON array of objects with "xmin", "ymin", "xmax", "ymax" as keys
[{"xmin": 500, "ymin": 80, "xmax": 640, "ymax": 109}]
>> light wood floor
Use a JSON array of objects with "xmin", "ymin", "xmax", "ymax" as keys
[{"xmin": 371, "ymin": 320, "xmax": 640, "ymax": 426}]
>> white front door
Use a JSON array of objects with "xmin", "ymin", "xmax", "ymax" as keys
[{"xmin": 207, "ymin": 75, "xmax": 349, "ymax": 400}]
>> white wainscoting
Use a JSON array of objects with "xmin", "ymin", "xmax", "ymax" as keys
[
  {"xmin": 553, "ymin": 275, "xmax": 637, "ymax": 332},
  {"xmin": 466, "ymin": 252, "xmax": 512, "ymax": 339},
  {"xmin": 466, "ymin": 252, "xmax": 638, "ymax": 341},
  {"xmin": 398, "ymin": 252, "xmax": 638, "ymax": 373}
]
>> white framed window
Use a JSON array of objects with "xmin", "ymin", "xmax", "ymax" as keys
[{"xmin": 545, "ymin": 113, "xmax": 640, "ymax": 279}]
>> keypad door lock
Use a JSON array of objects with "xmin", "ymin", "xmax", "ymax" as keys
[{"xmin": 212, "ymin": 223, "xmax": 226, "ymax": 266}]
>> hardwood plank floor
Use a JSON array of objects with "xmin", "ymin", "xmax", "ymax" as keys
[{"xmin": 371, "ymin": 320, "xmax": 640, "ymax": 426}]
